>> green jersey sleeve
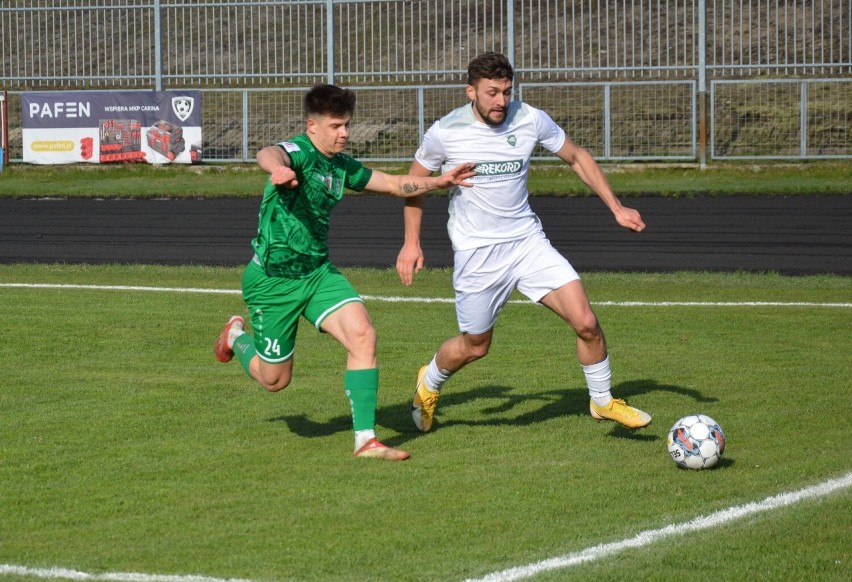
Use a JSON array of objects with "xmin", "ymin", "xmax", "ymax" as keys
[{"xmin": 339, "ymin": 153, "xmax": 373, "ymax": 192}]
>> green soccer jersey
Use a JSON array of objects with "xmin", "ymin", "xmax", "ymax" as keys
[{"xmin": 251, "ymin": 134, "xmax": 373, "ymax": 278}]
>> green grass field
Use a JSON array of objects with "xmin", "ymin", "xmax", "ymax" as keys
[
  {"xmin": 0, "ymin": 264, "xmax": 850, "ymax": 581},
  {"xmin": 1, "ymin": 161, "xmax": 850, "ymax": 198}
]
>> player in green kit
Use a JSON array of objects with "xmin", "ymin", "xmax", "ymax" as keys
[{"xmin": 214, "ymin": 84, "xmax": 474, "ymax": 461}]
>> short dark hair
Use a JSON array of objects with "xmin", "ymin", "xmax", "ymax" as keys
[
  {"xmin": 304, "ymin": 84, "xmax": 356, "ymax": 118},
  {"xmin": 467, "ymin": 52, "xmax": 514, "ymax": 86}
]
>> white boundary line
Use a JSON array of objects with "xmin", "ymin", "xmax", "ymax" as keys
[
  {"xmin": 466, "ymin": 471, "xmax": 852, "ymax": 582},
  {"xmin": 0, "ymin": 565, "xmax": 255, "ymax": 582},
  {"xmin": 0, "ymin": 283, "xmax": 241, "ymax": 296},
  {"xmin": 1, "ymin": 283, "xmax": 850, "ymax": 308},
  {"xmin": 2, "ymin": 472, "xmax": 849, "ymax": 582}
]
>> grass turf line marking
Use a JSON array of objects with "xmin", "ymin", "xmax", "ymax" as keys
[
  {"xmin": 0, "ymin": 564, "xmax": 255, "ymax": 582},
  {"xmin": 0, "ymin": 282, "xmax": 242, "ymax": 295},
  {"xmin": 466, "ymin": 471, "xmax": 852, "ymax": 582},
  {"xmin": 1, "ymin": 283, "xmax": 850, "ymax": 308},
  {"xmin": 3, "ymin": 473, "xmax": 849, "ymax": 582}
]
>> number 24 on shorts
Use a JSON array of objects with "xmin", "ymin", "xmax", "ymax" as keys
[{"xmin": 264, "ymin": 337, "xmax": 281, "ymax": 357}]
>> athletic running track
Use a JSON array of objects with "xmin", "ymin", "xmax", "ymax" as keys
[{"xmin": 0, "ymin": 195, "xmax": 849, "ymax": 274}]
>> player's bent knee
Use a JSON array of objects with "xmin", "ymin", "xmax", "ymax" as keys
[
  {"xmin": 571, "ymin": 313, "xmax": 601, "ymax": 341},
  {"xmin": 256, "ymin": 365, "xmax": 292, "ymax": 392},
  {"xmin": 261, "ymin": 376, "xmax": 291, "ymax": 392},
  {"xmin": 575, "ymin": 326, "xmax": 600, "ymax": 341},
  {"xmin": 468, "ymin": 342, "xmax": 490, "ymax": 360},
  {"xmin": 462, "ymin": 336, "xmax": 492, "ymax": 361},
  {"xmin": 353, "ymin": 325, "xmax": 377, "ymax": 351}
]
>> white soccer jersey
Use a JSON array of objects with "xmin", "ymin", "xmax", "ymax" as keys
[{"xmin": 415, "ymin": 101, "xmax": 566, "ymax": 250}]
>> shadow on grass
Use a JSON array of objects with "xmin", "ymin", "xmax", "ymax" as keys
[
  {"xmin": 389, "ymin": 377, "xmax": 711, "ymax": 437},
  {"xmin": 672, "ymin": 457, "xmax": 736, "ymax": 471},
  {"xmin": 615, "ymin": 378, "xmax": 718, "ymax": 405},
  {"xmin": 267, "ymin": 412, "xmax": 352, "ymax": 439},
  {"xmin": 266, "ymin": 377, "xmax": 714, "ymax": 448},
  {"xmin": 714, "ymin": 457, "xmax": 735, "ymax": 469}
]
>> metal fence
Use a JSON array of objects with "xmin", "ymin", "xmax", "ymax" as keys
[
  {"xmin": 2, "ymin": 0, "xmax": 850, "ymax": 162},
  {"xmin": 712, "ymin": 78, "xmax": 851, "ymax": 158}
]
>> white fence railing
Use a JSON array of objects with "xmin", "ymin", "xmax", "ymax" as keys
[{"xmin": 2, "ymin": 0, "xmax": 850, "ymax": 161}]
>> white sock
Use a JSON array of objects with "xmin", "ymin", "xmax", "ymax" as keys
[
  {"xmin": 424, "ymin": 355, "xmax": 451, "ymax": 392},
  {"xmin": 227, "ymin": 319, "xmax": 245, "ymax": 348},
  {"xmin": 354, "ymin": 429, "xmax": 376, "ymax": 451},
  {"xmin": 583, "ymin": 355, "xmax": 613, "ymax": 407}
]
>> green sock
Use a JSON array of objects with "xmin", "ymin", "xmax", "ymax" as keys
[
  {"xmin": 344, "ymin": 368, "xmax": 378, "ymax": 432},
  {"xmin": 231, "ymin": 334, "xmax": 256, "ymax": 376}
]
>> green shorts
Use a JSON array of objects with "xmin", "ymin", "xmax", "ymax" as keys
[{"xmin": 241, "ymin": 258, "xmax": 363, "ymax": 363}]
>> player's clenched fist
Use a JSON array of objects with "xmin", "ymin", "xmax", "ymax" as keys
[{"xmin": 270, "ymin": 166, "xmax": 299, "ymax": 188}]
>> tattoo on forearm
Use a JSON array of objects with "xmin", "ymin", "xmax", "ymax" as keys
[{"xmin": 401, "ymin": 182, "xmax": 422, "ymax": 194}]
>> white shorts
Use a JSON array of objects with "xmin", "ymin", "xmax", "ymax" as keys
[{"xmin": 453, "ymin": 232, "xmax": 580, "ymax": 334}]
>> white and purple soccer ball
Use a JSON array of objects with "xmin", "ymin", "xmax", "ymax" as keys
[{"xmin": 667, "ymin": 414, "xmax": 726, "ymax": 470}]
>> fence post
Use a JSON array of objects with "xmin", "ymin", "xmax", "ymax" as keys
[
  {"xmin": 800, "ymin": 81, "xmax": 808, "ymax": 157},
  {"xmin": 604, "ymin": 84, "xmax": 611, "ymax": 159},
  {"xmin": 0, "ymin": 91, "xmax": 6, "ymax": 169},
  {"xmin": 154, "ymin": 0, "xmax": 163, "ymax": 91},
  {"xmin": 697, "ymin": 0, "xmax": 708, "ymax": 167},
  {"xmin": 326, "ymin": 0, "xmax": 335, "ymax": 84},
  {"xmin": 243, "ymin": 91, "xmax": 250, "ymax": 161},
  {"xmin": 506, "ymin": 0, "xmax": 515, "ymax": 75}
]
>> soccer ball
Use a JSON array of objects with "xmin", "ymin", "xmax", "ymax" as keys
[{"xmin": 667, "ymin": 414, "xmax": 726, "ymax": 470}]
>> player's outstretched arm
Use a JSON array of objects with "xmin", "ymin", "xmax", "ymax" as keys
[
  {"xmin": 395, "ymin": 161, "xmax": 432, "ymax": 285},
  {"xmin": 257, "ymin": 145, "xmax": 298, "ymax": 188},
  {"xmin": 366, "ymin": 162, "xmax": 475, "ymax": 198},
  {"xmin": 555, "ymin": 137, "xmax": 645, "ymax": 232}
]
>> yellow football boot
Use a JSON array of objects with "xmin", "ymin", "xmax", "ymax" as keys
[
  {"xmin": 590, "ymin": 398, "xmax": 652, "ymax": 429},
  {"xmin": 412, "ymin": 365, "xmax": 441, "ymax": 432}
]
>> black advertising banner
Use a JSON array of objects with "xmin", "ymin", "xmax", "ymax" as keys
[{"xmin": 22, "ymin": 90, "xmax": 202, "ymax": 164}]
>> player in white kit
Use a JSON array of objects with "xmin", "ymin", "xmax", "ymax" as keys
[{"xmin": 396, "ymin": 52, "xmax": 652, "ymax": 433}]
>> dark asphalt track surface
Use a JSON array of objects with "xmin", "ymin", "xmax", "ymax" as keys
[{"xmin": 0, "ymin": 195, "xmax": 849, "ymax": 275}]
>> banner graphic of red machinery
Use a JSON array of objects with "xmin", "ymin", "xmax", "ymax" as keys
[{"xmin": 22, "ymin": 90, "xmax": 202, "ymax": 164}]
